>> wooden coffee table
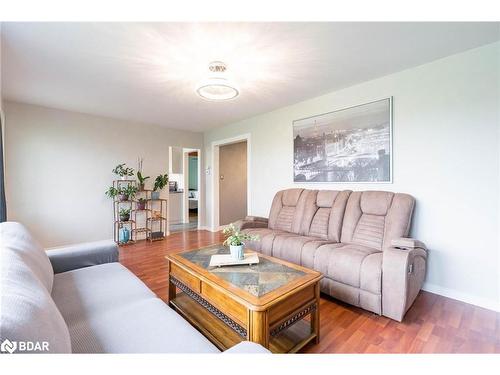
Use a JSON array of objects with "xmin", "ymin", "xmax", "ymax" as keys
[{"xmin": 166, "ymin": 245, "xmax": 322, "ymax": 353}]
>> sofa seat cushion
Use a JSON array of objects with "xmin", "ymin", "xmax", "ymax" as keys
[
  {"xmin": 1, "ymin": 222, "xmax": 54, "ymax": 292},
  {"xmin": 301, "ymin": 241, "xmax": 343, "ymax": 270},
  {"xmin": 242, "ymin": 228, "xmax": 288, "ymax": 255},
  {"xmin": 52, "ymin": 262, "xmax": 219, "ymax": 353},
  {"xmin": 317, "ymin": 244, "xmax": 382, "ymax": 294},
  {"xmin": 1, "ymin": 250, "xmax": 71, "ymax": 353},
  {"xmin": 67, "ymin": 298, "xmax": 219, "ymax": 353},
  {"xmin": 51, "ymin": 262, "xmax": 156, "ymax": 325},
  {"xmin": 271, "ymin": 235, "xmax": 333, "ymax": 265}
]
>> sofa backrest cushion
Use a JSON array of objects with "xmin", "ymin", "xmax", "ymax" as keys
[
  {"xmin": 1, "ymin": 222, "xmax": 54, "ymax": 292},
  {"xmin": 341, "ymin": 191, "xmax": 415, "ymax": 251},
  {"xmin": 268, "ymin": 189, "xmax": 307, "ymax": 234},
  {"xmin": 0, "ymin": 250, "xmax": 72, "ymax": 353},
  {"xmin": 300, "ymin": 190, "xmax": 351, "ymax": 241}
]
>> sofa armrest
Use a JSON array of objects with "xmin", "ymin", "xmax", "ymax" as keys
[
  {"xmin": 245, "ymin": 216, "xmax": 268, "ymax": 223},
  {"xmin": 46, "ymin": 240, "xmax": 119, "ymax": 274},
  {"xmin": 223, "ymin": 341, "xmax": 271, "ymax": 354},
  {"xmin": 382, "ymin": 240, "xmax": 427, "ymax": 321},
  {"xmin": 234, "ymin": 216, "xmax": 269, "ymax": 230},
  {"xmin": 391, "ymin": 238, "xmax": 426, "ymax": 250}
]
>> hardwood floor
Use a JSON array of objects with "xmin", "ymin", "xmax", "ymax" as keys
[{"xmin": 119, "ymin": 230, "xmax": 500, "ymax": 353}]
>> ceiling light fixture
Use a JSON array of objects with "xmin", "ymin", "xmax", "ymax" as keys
[{"xmin": 196, "ymin": 61, "xmax": 239, "ymax": 101}]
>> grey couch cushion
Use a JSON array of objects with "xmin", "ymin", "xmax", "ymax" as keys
[
  {"xmin": 0, "ymin": 250, "xmax": 71, "ymax": 353},
  {"xmin": 223, "ymin": 341, "xmax": 271, "ymax": 354},
  {"xmin": 52, "ymin": 262, "xmax": 219, "ymax": 353},
  {"xmin": 1, "ymin": 222, "xmax": 54, "ymax": 292},
  {"xmin": 68, "ymin": 298, "xmax": 219, "ymax": 353},
  {"xmin": 52, "ymin": 262, "xmax": 156, "ymax": 325}
]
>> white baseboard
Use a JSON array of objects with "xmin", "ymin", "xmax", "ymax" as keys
[
  {"xmin": 422, "ymin": 282, "xmax": 500, "ymax": 312},
  {"xmin": 198, "ymin": 226, "xmax": 223, "ymax": 232}
]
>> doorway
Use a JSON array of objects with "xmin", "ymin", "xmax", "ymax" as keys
[
  {"xmin": 185, "ymin": 150, "xmax": 199, "ymax": 228},
  {"xmin": 168, "ymin": 147, "xmax": 201, "ymax": 233},
  {"xmin": 219, "ymin": 141, "xmax": 247, "ymax": 226}
]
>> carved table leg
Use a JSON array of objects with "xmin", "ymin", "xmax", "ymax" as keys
[
  {"xmin": 311, "ymin": 283, "xmax": 320, "ymax": 343},
  {"xmin": 166, "ymin": 262, "xmax": 176, "ymax": 304},
  {"xmin": 248, "ymin": 310, "xmax": 269, "ymax": 348}
]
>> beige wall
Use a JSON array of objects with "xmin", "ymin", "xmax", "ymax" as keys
[
  {"xmin": 203, "ymin": 42, "xmax": 500, "ymax": 311},
  {"xmin": 4, "ymin": 101, "xmax": 203, "ymax": 247},
  {"xmin": 219, "ymin": 141, "xmax": 247, "ymax": 225}
]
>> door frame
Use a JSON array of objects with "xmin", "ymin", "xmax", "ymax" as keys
[
  {"xmin": 211, "ymin": 133, "xmax": 251, "ymax": 232},
  {"xmin": 182, "ymin": 148, "xmax": 201, "ymax": 229}
]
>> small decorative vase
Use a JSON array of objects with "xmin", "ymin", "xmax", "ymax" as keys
[
  {"xmin": 230, "ymin": 245, "xmax": 244, "ymax": 260},
  {"xmin": 137, "ymin": 201, "xmax": 146, "ymax": 210},
  {"xmin": 119, "ymin": 227, "xmax": 130, "ymax": 243},
  {"xmin": 118, "ymin": 194, "xmax": 128, "ymax": 202},
  {"xmin": 151, "ymin": 191, "xmax": 160, "ymax": 200}
]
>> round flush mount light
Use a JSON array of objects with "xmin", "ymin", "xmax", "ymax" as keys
[{"xmin": 196, "ymin": 61, "xmax": 239, "ymax": 101}]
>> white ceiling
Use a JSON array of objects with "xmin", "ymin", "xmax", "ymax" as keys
[{"xmin": 2, "ymin": 22, "xmax": 499, "ymax": 132}]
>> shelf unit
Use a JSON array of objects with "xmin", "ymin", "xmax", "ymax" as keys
[
  {"xmin": 112, "ymin": 179, "xmax": 169, "ymax": 245},
  {"xmin": 147, "ymin": 198, "xmax": 168, "ymax": 241},
  {"xmin": 132, "ymin": 189, "xmax": 152, "ymax": 241},
  {"xmin": 112, "ymin": 179, "xmax": 137, "ymax": 246}
]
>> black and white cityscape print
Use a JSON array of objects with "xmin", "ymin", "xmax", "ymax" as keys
[{"xmin": 293, "ymin": 98, "xmax": 392, "ymax": 183}]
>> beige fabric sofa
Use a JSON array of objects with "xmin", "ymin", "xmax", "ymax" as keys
[{"xmin": 238, "ymin": 189, "xmax": 427, "ymax": 322}]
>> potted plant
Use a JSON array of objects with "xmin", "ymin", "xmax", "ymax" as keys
[
  {"xmin": 136, "ymin": 197, "xmax": 147, "ymax": 210},
  {"xmin": 119, "ymin": 208, "xmax": 131, "ymax": 222},
  {"xmin": 105, "ymin": 185, "xmax": 137, "ymax": 202},
  {"xmin": 136, "ymin": 157, "xmax": 150, "ymax": 190},
  {"xmin": 105, "ymin": 186, "xmax": 119, "ymax": 200},
  {"xmin": 152, "ymin": 173, "xmax": 168, "ymax": 200},
  {"xmin": 112, "ymin": 163, "xmax": 135, "ymax": 180},
  {"xmin": 123, "ymin": 184, "xmax": 138, "ymax": 201},
  {"xmin": 222, "ymin": 223, "xmax": 259, "ymax": 260},
  {"xmin": 137, "ymin": 171, "xmax": 150, "ymax": 191}
]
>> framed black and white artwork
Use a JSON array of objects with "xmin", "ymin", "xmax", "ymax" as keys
[{"xmin": 293, "ymin": 97, "xmax": 392, "ymax": 183}]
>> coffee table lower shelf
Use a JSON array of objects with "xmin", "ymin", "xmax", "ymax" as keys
[{"xmin": 170, "ymin": 291, "xmax": 317, "ymax": 353}]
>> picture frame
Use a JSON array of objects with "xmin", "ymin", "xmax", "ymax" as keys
[{"xmin": 293, "ymin": 97, "xmax": 393, "ymax": 183}]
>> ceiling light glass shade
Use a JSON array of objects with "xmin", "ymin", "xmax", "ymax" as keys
[{"xmin": 196, "ymin": 77, "xmax": 239, "ymax": 101}]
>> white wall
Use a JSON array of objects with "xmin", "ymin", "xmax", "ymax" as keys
[
  {"xmin": 203, "ymin": 42, "xmax": 500, "ymax": 311},
  {"xmin": 4, "ymin": 101, "xmax": 203, "ymax": 247}
]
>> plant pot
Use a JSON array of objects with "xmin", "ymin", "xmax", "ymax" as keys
[
  {"xmin": 138, "ymin": 183, "xmax": 145, "ymax": 191},
  {"xmin": 120, "ymin": 214, "xmax": 130, "ymax": 222},
  {"xmin": 121, "ymin": 175, "xmax": 129, "ymax": 180},
  {"xmin": 137, "ymin": 201, "xmax": 146, "ymax": 210},
  {"xmin": 230, "ymin": 245, "xmax": 244, "ymax": 260},
  {"xmin": 151, "ymin": 191, "xmax": 160, "ymax": 200},
  {"xmin": 118, "ymin": 194, "xmax": 128, "ymax": 202}
]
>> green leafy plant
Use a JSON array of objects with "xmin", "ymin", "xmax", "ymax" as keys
[
  {"xmin": 137, "ymin": 171, "xmax": 150, "ymax": 185},
  {"xmin": 222, "ymin": 223, "xmax": 259, "ymax": 247},
  {"xmin": 105, "ymin": 184, "xmax": 137, "ymax": 200},
  {"xmin": 123, "ymin": 184, "xmax": 138, "ymax": 199},
  {"xmin": 153, "ymin": 174, "xmax": 169, "ymax": 192},
  {"xmin": 119, "ymin": 208, "xmax": 131, "ymax": 216},
  {"xmin": 105, "ymin": 186, "xmax": 119, "ymax": 198},
  {"xmin": 119, "ymin": 207, "xmax": 131, "ymax": 221},
  {"xmin": 112, "ymin": 163, "xmax": 135, "ymax": 177}
]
